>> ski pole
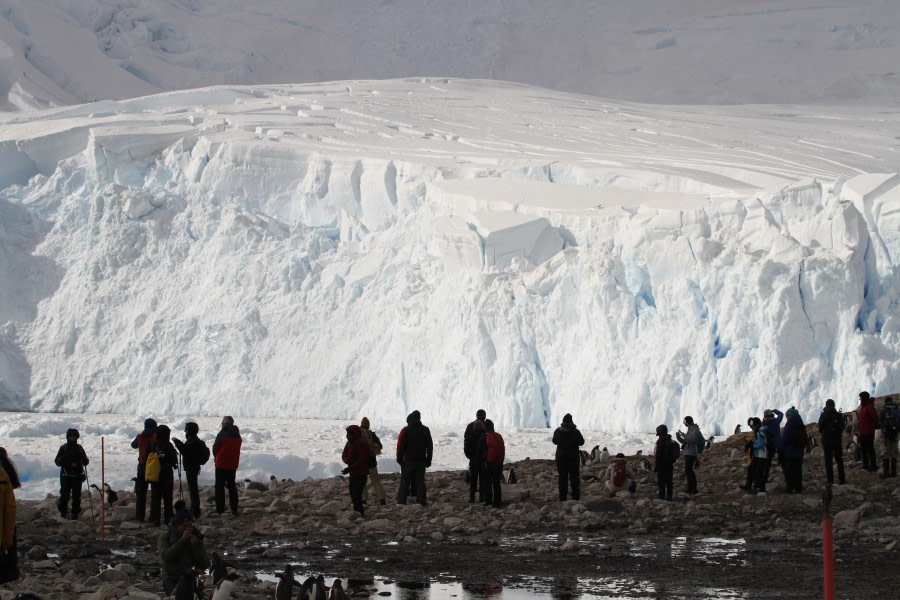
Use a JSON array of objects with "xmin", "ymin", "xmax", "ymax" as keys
[
  {"xmin": 84, "ymin": 463, "xmax": 96, "ymax": 522},
  {"xmin": 178, "ymin": 453, "xmax": 185, "ymax": 501}
]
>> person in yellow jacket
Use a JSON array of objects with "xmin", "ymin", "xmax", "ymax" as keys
[
  {"xmin": 0, "ymin": 462, "xmax": 18, "ymax": 583},
  {"xmin": 359, "ymin": 417, "xmax": 387, "ymax": 506}
]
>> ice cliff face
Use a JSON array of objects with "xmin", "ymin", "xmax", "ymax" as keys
[{"xmin": 0, "ymin": 80, "xmax": 897, "ymax": 432}]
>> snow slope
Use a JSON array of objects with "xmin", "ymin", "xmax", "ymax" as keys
[
  {"xmin": 1, "ymin": 79, "xmax": 897, "ymax": 433},
  {"xmin": 1, "ymin": 1, "xmax": 900, "ymax": 110}
]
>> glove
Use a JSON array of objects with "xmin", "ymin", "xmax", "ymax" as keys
[{"xmin": 340, "ymin": 467, "xmax": 350, "ymax": 475}]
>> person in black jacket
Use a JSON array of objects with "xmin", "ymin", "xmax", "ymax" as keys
[
  {"xmin": 173, "ymin": 422, "xmax": 210, "ymax": 518},
  {"xmin": 148, "ymin": 425, "xmax": 179, "ymax": 527},
  {"xmin": 54, "ymin": 429, "xmax": 89, "ymax": 520},
  {"xmin": 463, "ymin": 409, "xmax": 487, "ymax": 503},
  {"xmin": 817, "ymin": 399, "xmax": 846, "ymax": 485},
  {"xmin": 396, "ymin": 410, "xmax": 433, "ymax": 506},
  {"xmin": 552, "ymin": 414, "xmax": 585, "ymax": 501}
]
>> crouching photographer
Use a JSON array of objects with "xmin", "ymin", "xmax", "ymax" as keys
[{"xmin": 158, "ymin": 504, "xmax": 209, "ymax": 595}]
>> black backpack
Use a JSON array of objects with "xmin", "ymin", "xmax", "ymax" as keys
[{"xmin": 793, "ymin": 423, "xmax": 809, "ymax": 450}]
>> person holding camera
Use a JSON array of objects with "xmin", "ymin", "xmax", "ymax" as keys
[
  {"xmin": 54, "ymin": 429, "xmax": 89, "ymax": 520},
  {"xmin": 158, "ymin": 504, "xmax": 209, "ymax": 596}
]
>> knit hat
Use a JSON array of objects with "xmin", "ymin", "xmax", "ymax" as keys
[
  {"xmin": 562, "ymin": 413, "xmax": 573, "ymax": 424},
  {"xmin": 142, "ymin": 419, "xmax": 158, "ymax": 435},
  {"xmin": 786, "ymin": 408, "xmax": 800, "ymax": 418},
  {"xmin": 172, "ymin": 507, "xmax": 194, "ymax": 527},
  {"xmin": 360, "ymin": 417, "xmax": 370, "ymax": 429}
]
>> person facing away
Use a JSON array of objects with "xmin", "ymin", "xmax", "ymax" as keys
[
  {"xmin": 147, "ymin": 424, "xmax": 179, "ymax": 527},
  {"xmin": 552, "ymin": 413, "xmax": 585, "ymax": 501},
  {"xmin": 761, "ymin": 408, "xmax": 783, "ymax": 483},
  {"xmin": 131, "ymin": 418, "xmax": 158, "ymax": 522},
  {"xmin": 464, "ymin": 409, "xmax": 487, "ymax": 503},
  {"xmin": 212, "ymin": 416, "xmax": 243, "ymax": 516},
  {"xmin": 54, "ymin": 428, "xmax": 89, "ymax": 520},
  {"xmin": 653, "ymin": 425, "xmax": 678, "ymax": 501},
  {"xmin": 675, "ymin": 416, "xmax": 702, "ymax": 495},
  {"xmin": 158, "ymin": 505, "xmax": 210, "ymax": 596},
  {"xmin": 475, "ymin": 419, "xmax": 505, "ymax": 508},
  {"xmin": 857, "ymin": 391, "xmax": 879, "ymax": 473},
  {"xmin": 0, "ymin": 449, "xmax": 19, "ymax": 584},
  {"xmin": 817, "ymin": 399, "xmax": 846, "ymax": 485},
  {"xmin": 605, "ymin": 453, "xmax": 637, "ymax": 497},
  {"xmin": 740, "ymin": 417, "xmax": 769, "ymax": 494},
  {"xmin": 878, "ymin": 395, "xmax": 899, "ymax": 479},
  {"xmin": 172, "ymin": 422, "xmax": 210, "ymax": 518},
  {"xmin": 359, "ymin": 417, "xmax": 387, "ymax": 506},
  {"xmin": 341, "ymin": 424, "xmax": 371, "ymax": 516},
  {"xmin": 781, "ymin": 408, "xmax": 806, "ymax": 493},
  {"xmin": 396, "ymin": 410, "xmax": 433, "ymax": 506}
]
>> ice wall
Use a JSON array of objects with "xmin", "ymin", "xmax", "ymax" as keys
[{"xmin": 0, "ymin": 81, "xmax": 897, "ymax": 434}]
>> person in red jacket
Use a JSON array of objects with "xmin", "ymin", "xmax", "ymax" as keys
[
  {"xmin": 130, "ymin": 418, "xmax": 157, "ymax": 522},
  {"xmin": 857, "ymin": 391, "xmax": 879, "ymax": 473},
  {"xmin": 212, "ymin": 416, "xmax": 242, "ymax": 516},
  {"xmin": 475, "ymin": 419, "xmax": 505, "ymax": 508},
  {"xmin": 341, "ymin": 425, "xmax": 371, "ymax": 516}
]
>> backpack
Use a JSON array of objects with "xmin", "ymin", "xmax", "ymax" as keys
[
  {"xmin": 144, "ymin": 450, "xmax": 161, "ymax": 483},
  {"xmin": 369, "ymin": 431, "xmax": 383, "ymax": 456},
  {"xmin": 198, "ymin": 441, "xmax": 211, "ymax": 465},
  {"xmin": 882, "ymin": 405, "xmax": 900, "ymax": 439},
  {"xmin": 793, "ymin": 423, "xmax": 809, "ymax": 450},
  {"xmin": 611, "ymin": 460, "xmax": 628, "ymax": 487},
  {"xmin": 665, "ymin": 439, "xmax": 681, "ymax": 463},
  {"xmin": 764, "ymin": 427, "xmax": 776, "ymax": 455},
  {"xmin": 694, "ymin": 429, "xmax": 706, "ymax": 454}
]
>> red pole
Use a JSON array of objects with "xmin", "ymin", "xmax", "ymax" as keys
[
  {"xmin": 823, "ymin": 515, "xmax": 834, "ymax": 600},
  {"xmin": 101, "ymin": 436, "xmax": 106, "ymax": 539}
]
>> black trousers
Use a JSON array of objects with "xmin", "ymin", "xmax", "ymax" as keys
[
  {"xmin": 746, "ymin": 457, "xmax": 767, "ymax": 491},
  {"xmin": 215, "ymin": 468, "xmax": 239, "ymax": 514},
  {"xmin": 149, "ymin": 479, "xmax": 174, "ymax": 524},
  {"xmin": 397, "ymin": 461, "xmax": 427, "ymax": 505},
  {"xmin": 134, "ymin": 472, "xmax": 149, "ymax": 521},
  {"xmin": 556, "ymin": 463, "xmax": 580, "ymax": 501},
  {"xmin": 185, "ymin": 469, "xmax": 202, "ymax": 517},
  {"xmin": 58, "ymin": 476, "xmax": 83, "ymax": 517},
  {"xmin": 784, "ymin": 457, "xmax": 803, "ymax": 492},
  {"xmin": 483, "ymin": 463, "xmax": 503, "ymax": 507},
  {"xmin": 859, "ymin": 433, "xmax": 877, "ymax": 471},
  {"xmin": 822, "ymin": 443, "xmax": 845, "ymax": 484},
  {"xmin": 684, "ymin": 455, "xmax": 699, "ymax": 493},
  {"xmin": 348, "ymin": 474, "xmax": 368, "ymax": 515},
  {"xmin": 656, "ymin": 462, "xmax": 673, "ymax": 499},
  {"xmin": 468, "ymin": 458, "xmax": 483, "ymax": 501}
]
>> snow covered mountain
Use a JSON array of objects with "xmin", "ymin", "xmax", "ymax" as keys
[
  {"xmin": 1, "ymin": 0, "xmax": 900, "ymax": 109},
  {"xmin": 0, "ymin": 1, "xmax": 898, "ymax": 433},
  {"xmin": 1, "ymin": 79, "xmax": 897, "ymax": 433}
]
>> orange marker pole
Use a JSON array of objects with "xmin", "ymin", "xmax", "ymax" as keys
[{"xmin": 822, "ymin": 484, "xmax": 834, "ymax": 600}]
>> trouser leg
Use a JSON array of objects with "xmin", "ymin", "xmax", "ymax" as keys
[
  {"xmin": 214, "ymin": 469, "xmax": 226, "ymax": 513},
  {"xmin": 135, "ymin": 475, "xmax": 148, "ymax": 521},
  {"xmin": 186, "ymin": 470, "xmax": 201, "ymax": 517},
  {"xmin": 225, "ymin": 469, "xmax": 239, "ymax": 514}
]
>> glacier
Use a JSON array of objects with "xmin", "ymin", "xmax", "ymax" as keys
[{"xmin": 0, "ymin": 79, "xmax": 898, "ymax": 434}]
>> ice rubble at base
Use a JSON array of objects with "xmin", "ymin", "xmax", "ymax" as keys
[{"xmin": 0, "ymin": 81, "xmax": 897, "ymax": 434}]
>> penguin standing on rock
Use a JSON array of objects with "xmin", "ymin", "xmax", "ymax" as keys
[
  {"xmin": 276, "ymin": 564, "xmax": 299, "ymax": 600},
  {"xmin": 328, "ymin": 578, "xmax": 348, "ymax": 600}
]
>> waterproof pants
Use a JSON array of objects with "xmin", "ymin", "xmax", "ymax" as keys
[
  {"xmin": 397, "ymin": 461, "xmax": 427, "ymax": 505},
  {"xmin": 556, "ymin": 462, "xmax": 580, "ymax": 501},
  {"xmin": 214, "ymin": 468, "xmax": 239, "ymax": 515},
  {"xmin": 58, "ymin": 476, "xmax": 82, "ymax": 518},
  {"xmin": 185, "ymin": 468, "xmax": 202, "ymax": 517},
  {"xmin": 822, "ymin": 443, "xmax": 845, "ymax": 485}
]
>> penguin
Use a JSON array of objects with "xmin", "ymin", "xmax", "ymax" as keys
[
  {"xmin": 639, "ymin": 457, "xmax": 652, "ymax": 471},
  {"xmin": 598, "ymin": 448, "xmax": 609, "ymax": 462},
  {"xmin": 89, "ymin": 483, "xmax": 119, "ymax": 507},
  {"xmin": 269, "ymin": 475, "xmax": 279, "ymax": 491},
  {"xmin": 275, "ymin": 564, "xmax": 298, "ymax": 600},
  {"xmin": 328, "ymin": 579, "xmax": 348, "ymax": 600},
  {"xmin": 635, "ymin": 449, "xmax": 643, "ymax": 456},
  {"xmin": 299, "ymin": 576, "xmax": 317, "ymax": 600},
  {"xmin": 505, "ymin": 466, "xmax": 518, "ymax": 485},
  {"xmin": 734, "ymin": 424, "xmax": 742, "ymax": 435},
  {"xmin": 210, "ymin": 551, "xmax": 228, "ymax": 586},
  {"xmin": 244, "ymin": 479, "xmax": 268, "ymax": 492},
  {"xmin": 314, "ymin": 574, "xmax": 328, "ymax": 600},
  {"xmin": 211, "ymin": 573, "xmax": 240, "ymax": 600},
  {"xmin": 589, "ymin": 445, "xmax": 601, "ymax": 463},
  {"xmin": 578, "ymin": 450, "xmax": 590, "ymax": 466}
]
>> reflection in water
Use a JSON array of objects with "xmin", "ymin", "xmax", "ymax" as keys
[
  {"xmin": 549, "ymin": 577, "xmax": 580, "ymax": 600},
  {"xmin": 463, "ymin": 580, "xmax": 503, "ymax": 599},
  {"xmin": 396, "ymin": 580, "xmax": 431, "ymax": 600}
]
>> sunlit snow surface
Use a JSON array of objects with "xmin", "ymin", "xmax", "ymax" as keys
[
  {"xmin": 0, "ymin": 79, "xmax": 898, "ymax": 433},
  {"xmin": 0, "ymin": 412, "xmax": 654, "ymax": 501}
]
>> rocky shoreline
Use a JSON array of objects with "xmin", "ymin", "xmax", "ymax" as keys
[{"xmin": 3, "ymin": 429, "xmax": 899, "ymax": 600}]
